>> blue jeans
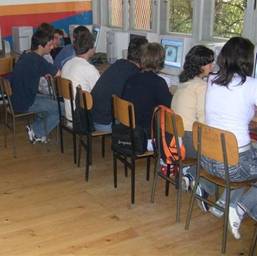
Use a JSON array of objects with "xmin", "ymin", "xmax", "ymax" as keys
[
  {"xmin": 94, "ymin": 122, "xmax": 112, "ymax": 133},
  {"xmin": 200, "ymin": 146, "xmax": 257, "ymax": 205},
  {"xmin": 28, "ymin": 94, "xmax": 59, "ymax": 137},
  {"xmin": 238, "ymin": 183, "xmax": 257, "ymax": 221}
]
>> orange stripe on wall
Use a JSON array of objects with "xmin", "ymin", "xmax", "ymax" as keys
[{"xmin": 0, "ymin": 1, "xmax": 91, "ymax": 16}]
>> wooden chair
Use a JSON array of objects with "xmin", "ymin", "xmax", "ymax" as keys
[
  {"xmin": 0, "ymin": 56, "xmax": 14, "ymax": 77},
  {"xmin": 55, "ymin": 77, "xmax": 77, "ymax": 164},
  {"xmin": 185, "ymin": 122, "xmax": 257, "ymax": 254},
  {"xmin": 0, "ymin": 78, "xmax": 37, "ymax": 157},
  {"xmin": 77, "ymin": 89, "xmax": 111, "ymax": 181},
  {"xmin": 151, "ymin": 107, "xmax": 196, "ymax": 222},
  {"xmin": 112, "ymin": 95, "xmax": 156, "ymax": 205},
  {"xmin": 45, "ymin": 74, "xmax": 56, "ymax": 100}
]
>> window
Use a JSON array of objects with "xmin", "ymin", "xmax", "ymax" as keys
[
  {"xmin": 213, "ymin": 0, "xmax": 247, "ymax": 38},
  {"xmin": 133, "ymin": 0, "xmax": 153, "ymax": 30},
  {"xmin": 108, "ymin": 0, "xmax": 123, "ymax": 28},
  {"xmin": 168, "ymin": 0, "xmax": 193, "ymax": 34}
]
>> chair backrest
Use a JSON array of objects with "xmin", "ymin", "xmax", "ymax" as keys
[
  {"xmin": 80, "ymin": 89, "xmax": 93, "ymax": 110},
  {"xmin": 152, "ymin": 105, "xmax": 186, "ymax": 164},
  {"xmin": 55, "ymin": 76, "xmax": 75, "ymax": 123},
  {"xmin": 0, "ymin": 78, "xmax": 14, "ymax": 114},
  {"xmin": 0, "ymin": 56, "xmax": 14, "ymax": 76},
  {"xmin": 45, "ymin": 74, "xmax": 56, "ymax": 100},
  {"xmin": 112, "ymin": 95, "xmax": 135, "ymax": 128},
  {"xmin": 192, "ymin": 122, "xmax": 239, "ymax": 166},
  {"xmin": 55, "ymin": 77, "xmax": 73, "ymax": 100}
]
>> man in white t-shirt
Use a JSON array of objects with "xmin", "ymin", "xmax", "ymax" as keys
[{"xmin": 61, "ymin": 29, "xmax": 100, "ymax": 121}]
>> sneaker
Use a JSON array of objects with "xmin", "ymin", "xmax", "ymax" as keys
[
  {"xmin": 26, "ymin": 125, "xmax": 35, "ymax": 143},
  {"xmin": 209, "ymin": 199, "xmax": 225, "ymax": 218},
  {"xmin": 196, "ymin": 185, "xmax": 209, "ymax": 212},
  {"xmin": 229, "ymin": 206, "xmax": 242, "ymax": 240},
  {"xmin": 34, "ymin": 136, "xmax": 47, "ymax": 144},
  {"xmin": 182, "ymin": 173, "xmax": 194, "ymax": 191}
]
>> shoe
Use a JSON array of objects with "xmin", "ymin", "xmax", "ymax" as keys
[
  {"xmin": 196, "ymin": 185, "xmax": 209, "ymax": 212},
  {"xmin": 229, "ymin": 206, "xmax": 242, "ymax": 240},
  {"xmin": 209, "ymin": 199, "xmax": 225, "ymax": 218},
  {"xmin": 182, "ymin": 173, "xmax": 194, "ymax": 191},
  {"xmin": 26, "ymin": 125, "xmax": 35, "ymax": 143},
  {"xmin": 34, "ymin": 136, "xmax": 47, "ymax": 144}
]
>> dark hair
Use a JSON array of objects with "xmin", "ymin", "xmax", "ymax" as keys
[
  {"xmin": 73, "ymin": 30, "xmax": 94, "ymax": 55},
  {"xmin": 54, "ymin": 28, "xmax": 64, "ymax": 36},
  {"xmin": 212, "ymin": 37, "xmax": 254, "ymax": 87},
  {"xmin": 141, "ymin": 43, "xmax": 165, "ymax": 72},
  {"xmin": 179, "ymin": 45, "xmax": 214, "ymax": 83},
  {"xmin": 31, "ymin": 29, "xmax": 53, "ymax": 50},
  {"xmin": 37, "ymin": 22, "xmax": 55, "ymax": 37},
  {"xmin": 73, "ymin": 26, "xmax": 90, "ymax": 42},
  {"xmin": 127, "ymin": 37, "xmax": 148, "ymax": 64}
]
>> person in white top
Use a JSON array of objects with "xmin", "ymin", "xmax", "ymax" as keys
[
  {"xmin": 61, "ymin": 29, "xmax": 100, "ymax": 121},
  {"xmin": 199, "ymin": 37, "xmax": 257, "ymax": 240}
]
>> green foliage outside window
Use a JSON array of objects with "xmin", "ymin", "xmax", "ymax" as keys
[
  {"xmin": 168, "ymin": 0, "xmax": 193, "ymax": 34},
  {"xmin": 213, "ymin": 0, "xmax": 247, "ymax": 38}
]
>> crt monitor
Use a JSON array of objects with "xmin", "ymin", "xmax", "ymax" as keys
[
  {"xmin": 254, "ymin": 52, "xmax": 257, "ymax": 78},
  {"xmin": 161, "ymin": 38, "xmax": 183, "ymax": 69},
  {"xmin": 92, "ymin": 25, "xmax": 110, "ymax": 53},
  {"xmin": 92, "ymin": 26, "xmax": 100, "ymax": 48},
  {"xmin": 130, "ymin": 33, "xmax": 146, "ymax": 42}
]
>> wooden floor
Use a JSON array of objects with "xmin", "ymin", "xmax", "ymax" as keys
[{"xmin": 0, "ymin": 122, "xmax": 255, "ymax": 256}]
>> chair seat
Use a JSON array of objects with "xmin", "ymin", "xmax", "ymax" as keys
[
  {"xmin": 92, "ymin": 130, "xmax": 112, "ymax": 137},
  {"xmin": 200, "ymin": 168, "xmax": 257, "ymax": 188},
  {"xmin": 136, "ymin": 150, "xmax": 154, "ymax": 157},
  {"xmin": 182, "ymin": 157, "xmax": 197, "ymax": 166}
]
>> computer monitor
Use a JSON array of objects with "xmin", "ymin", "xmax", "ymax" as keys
[
  {"xmin": 200, "ymin": 41, "xmax": 225, "ymax": 72},
  {"xmin": 254, "ymin": 51, "xmax": 257, "ymax": 78},
  {"xmin": 160, "ymin": 35, "xmax": 192, "ymax": 75},
  {"xmin": 92, "ymin": 25, "xmax": 110, "ymax": 53},
  {"xmin": 107, "ymin": 30, "xmax": 129, "ymax": 63},
  {"xmin": 12, "ymin": 26, "xmax": 33, "ymax": 54},
  {"xmin": 129, "ymin": 31, "xmax": 159, "ymax": 43}
]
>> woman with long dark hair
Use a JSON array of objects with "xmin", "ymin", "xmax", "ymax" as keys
[{"xmin": 200, "ymin": 37, "xmax": 257, "ymax": 240}]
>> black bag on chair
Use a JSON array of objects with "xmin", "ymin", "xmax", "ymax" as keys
[
  {"xmin": 111, "ymin": 123, "xmax": 147, "ymax": 156},
  {"xmin": 73, "ymin": 87, "xmax": 95, "ymax": 134}
]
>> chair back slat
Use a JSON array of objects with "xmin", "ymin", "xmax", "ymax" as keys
[
  {"xmin": 112, "ymin": 95, "xmax": 135, "ymax": 128},
  {"xmin": 1, "ymin": 78, "xmax": 12, "ymax": 96},
  {"xmin": 55, "ymin": 77, "xmax": 73, "ymax": 100},
  {"xmin": 192, "ymin": 122, "xmax": 239, "ymax": 165},
  {"xmin": 165, "ymin": 111, "xmax": 184, "ymax": 137},
  {"xmin": 0, "ymin": 56, "xmax": 14, "ymax": 76},
  {"xmin": 80, "ymin": 89, "xmax": 93, "ymax": 110}
]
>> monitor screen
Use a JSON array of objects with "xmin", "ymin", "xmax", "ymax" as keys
[
  {"xmin": 92, "ymin": 26, "xmax": 100, "ymax": 48},
  {"xmin": 254, "ymin": 52, "xmax": 257, "ymax": 78},
  {"xmin": 161, "ymin": 39, "xmax": 183, "ymax": 69},
  {"xmin": 129, "ymin": 33, "xmax": 146, "ymax": 42}
]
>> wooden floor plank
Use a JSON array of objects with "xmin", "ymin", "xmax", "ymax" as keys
[{"xmin": 0, "ymin": 122, "xmax": 254, "ymax": 255}]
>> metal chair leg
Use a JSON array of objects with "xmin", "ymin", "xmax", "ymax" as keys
[
  {"xmin": 146, "ymin": 157, "xmax": 151, "ymax": 181},
  {"xmin": 131, "ymin": 158, "xmax": 135, "ymax": 205},
  {"xmin": 221, "ymin": 188, "xmax": 231, "ymax": 254},
  {"xmin": 101, "ymin": 135, "xmax": 105, "ymax": 158},
  {"xmin": 72, "ymin": 132, "xmax": 77, "ymax": 164},
  {"xmin": 85, "ymin": 136, "xmax": 90, "ymax": 181},
  {"xmin": 165, "ymin": 164, "xmax": 171, "ymax": 196},
  {"xmin": 249, "ymin": 224, "xmax": 257, "ymax": 256},
  {"xmin": 151, "ymin": 156, "xmax": 159, "ymax": 203},
  {"xmin": 185, "ymin": 177, "xmax": 199, "ymax": 230},
  {"xmin": 113, "ymin": 153, "xmax": 117, "ymax": 188}
]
